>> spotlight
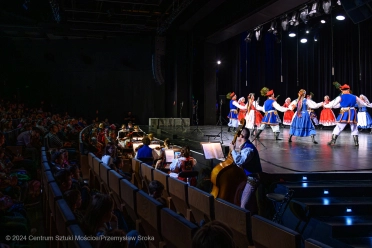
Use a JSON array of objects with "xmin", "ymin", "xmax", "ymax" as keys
[
  {"xmin": 320, "ymin": 19, "xmax": 326, "ymax": 23},
  {"xmin": 306, "ymin": 30, "xmax": 310, "ymax": 33},
  {"xmin": 289, "ymin": 31, "xmax": 296, "ymax": 37},
  {"xmin": 337, "ymin": 0, "xmax": 341, "ymax": 5},
  {"xmin": 268, "ymin": 21, "xmax": 277, "ymax": 33},
  {"xmin": 281, "ymin": 15, "xmax": 289, "ymax": 31},
  {"xmin": 244, "ymin": 32, "xmax": 253, "ymax": 43},
  {"xmin": 289, "ymin": 12, "xmax": 299, "ymax": 26},
  {"xmin": 336, "ymin": 14, "xmax": 345, "ymax": 20},
  {"xmin": 308, "ymin": 2, "xmax": 320, "ymax": 17},
  {"xmin": 255, "ymin": 26, "xmax": 263, "ymax": 41},
  {"xmin": 217, "ymin": 60, "xmax": 221, "ymax": 65},
  {"xmin": 299, "ymin": 7, "xmax": 309, "ymax": 24},
  {"xmin": 323, "ymin": 0, "xmax": 332, "ymax": 14},
  {"xmin": 300, "ymin": 38, "xmax": 308, "ymax": 43}
]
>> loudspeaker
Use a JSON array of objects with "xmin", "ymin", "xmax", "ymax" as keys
[
  {"xmin": 152, "ymin": 36, "xmax": 166, "ymax": 85},
  {"xmin": 340, "ymin": 0, "xmax": 372, "ymax": 24}
]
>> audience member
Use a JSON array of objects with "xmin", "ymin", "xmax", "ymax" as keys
[
  {"xmin": 192, "ymin": 220, "xmax": 235, "ymax": 248},
  {"xmin": 148, "ymin": 180, "xmax": 167, "ymax": 206},
  {"xmin": 63, "ymin": 189, "xmax": 84, "ymax": 224},
  {"xmin": 55, "ymin": 169, "xmax": 72, "ymax": 193}
]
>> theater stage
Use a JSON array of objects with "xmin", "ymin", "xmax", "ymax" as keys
[{"xmin": 140, "ymin": 125, "xmax": 372, "ymax": 175}]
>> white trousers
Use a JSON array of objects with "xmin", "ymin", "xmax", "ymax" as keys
[
  {"xmin": 258, "ymin": 124, "xmax": 280, "ymax": 133},
  {"xmin": 332, "ymin": 123, "xmax": 358, "ymax": 135}
]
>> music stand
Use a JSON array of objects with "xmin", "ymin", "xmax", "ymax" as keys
[
  {"xmin": 200, "ymin": 142, "xmax": 225, "ymax": 169},
  {"xmin": 192, "ymin": 100, "xmax": 203, "ymax": 135},
  {"xmin": 216, "ymin": 99, "xmax": 227, "ymax": 144}
]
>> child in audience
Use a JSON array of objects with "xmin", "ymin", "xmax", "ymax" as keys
[
  {"xmin": 54, "ymin": 169, "xmax": 72, "ymax": 193},
  {"xmin": 192, "ymin": 220, "xmax": 235, "ymax": 248},
  {"xmin": 148, "ymin": 180, "xmax": 167, "ymax": 206},
  {"xmin": 63, "ymin": 189, "xmax": 84, "ymax": 224}
]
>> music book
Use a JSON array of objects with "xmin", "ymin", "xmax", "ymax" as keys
[
  {"xmin": 200, "ymin": 142, "xmax": 225, "ymax": 160},
  {"xmin": 132, "ymin": 142, "xmax": 142, "ymax": 152},
  {"xmin": 165, "ymin": 149, "xmax": 175, "ymax": 163}
]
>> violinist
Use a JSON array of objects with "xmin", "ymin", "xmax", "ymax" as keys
[
  {"xmin": 229, "ymin": 128, "xmax": 262, "ymax": 210},
  {"xmin": 153, "ymin": 138, "xmax": 170, "ymax": 169}
]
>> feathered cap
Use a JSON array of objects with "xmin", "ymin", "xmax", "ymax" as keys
[
  {"xmin": 340, "ymin": 84, "xmax": 350, "ymax": 90},
  {"xmin": 260, "ymin": 87, "xmax": 273, "ymax": 97},
  {"xmin": 226, "ymin": 92, "xmax": 235, "ymax": 99},
  {"xmin": 333, "ymin": 81, "xmax": 341, "ymax": 90}
]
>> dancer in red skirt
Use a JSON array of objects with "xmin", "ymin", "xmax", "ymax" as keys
[
  {"xmin": 283, "ymin": 97, "xmax": 294, "ymax": 126},
  {"xmin": 319, "ymin": 95, "xmax": 336, "ymax": 127},
  {"xmin": 237, "ymin": 97, "xmax": 247, "ymax": 122}
]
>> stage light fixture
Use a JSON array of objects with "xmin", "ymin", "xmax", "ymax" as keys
[
  {"xmin": 308, "ymin": 2, "xmax": 320, "ymax": 17},
  {"xmin": 268, "ymin": 21, "xmax": 277, "ymax": 33},
  {"xmin": 320, "ymin": 19, "xmax": 326, "ymax": 23},
  {"xmin": 300, "ymin": 38, "xmax": 308, "ymax": 43},
  {"xmin": 217, "ymin": 60, "xmax": 221, "ymax": 65},
  {"xmin": 299, "ymin": 7, "xmax": 309, "ymax": 24},
  {"xmin": 244, "ymin": 32, "xmax": 253, "ymax": 43},
  {"xmin": 289, "ymin": 12, "xmax": 299, "ymax": 26},
  {"xmin": 254, "ymin": 26, "xmax": 263, "ymax": 41},
  {"xmin": 337, "ymin": 0, "xmax": 341, "ymax": 5},
  {"xmin": 306, "ymin": 30, "xmax": 310, "ymax": 33},
  {"xmin": 336, "ymin": 14, "xmax": 345, "ymax": 20},
  {"xmin": 323, "ymin": 0, "xmax": 332, "ymax": 14},
  {"xmin": 289, "ymin": 31, "xmax": 296, "ymax": 37},
  {"xmin": 281, "ymin": 15, "xmax": 289, "ymax": 31}
]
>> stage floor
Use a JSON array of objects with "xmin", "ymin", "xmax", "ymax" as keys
[{"xmin": 141, "ymin": 125, "xmax": 372, "ymax": 174}]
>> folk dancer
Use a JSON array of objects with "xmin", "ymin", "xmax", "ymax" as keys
[
  {"xmin": 237, "ymin": 97, "xmax": 247, "ymax": 122},
  {"xmin": 357, "ymin": 94, "xmax": 372, "ymax": 132},
  {"xmin": 253, "ymin": 87, "xmax": 289, "ymax": 140},
  {"xmin": 282, "ymin": 97, "xmax": 294, "ymax": 126},
  {"xmin": 306, "ymin": 93, "xmax": 320, "ymax": 128},
  {"xmin": 324, "ymin": 84, "xmax": 372, "ymax": 146},
  {"xmin": 244, "ymin": 93, "xmax": 264, "ymax": 137},
  {"xmin": 288, "ymin": 89, "xmax": 323, "ymax": 144},
  {"xmin": 227, "ymin": 92, "xmax": 247, "ymax": 132},
  {"xmin": 319, "ymin": 95, "xmax": 336, "ymax": 127}
]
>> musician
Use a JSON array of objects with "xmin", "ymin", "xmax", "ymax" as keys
[
  {"xmin": 135, "ymin": 136, "xmax": 153, "ymax": 159},
  {"xmin": 229, "ymin": 128, "xmax": 262, "ymax": 210},
  {"xmin": 169, "ymin": 146, "xmax": 197, "ymax": 186}
]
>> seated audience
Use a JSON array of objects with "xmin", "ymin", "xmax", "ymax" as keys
[
  {"xmin": 63, "ymin": 189, "xmax": 84, "ymax": 224},
  {"xmin": 55, "ymin": 169, "xmax": 73, "ymax": 193},
  {"xmin": 148, "ymin": 180, "xmax": 167, "ymax": 206},
  {"xmin": 192, "ymin": 220, "xmax": 235, "ymax": 248}
]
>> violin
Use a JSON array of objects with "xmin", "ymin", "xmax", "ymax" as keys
[{"xmin": 210, "ymin": 120, "xmax": 247, "ymax": 203}]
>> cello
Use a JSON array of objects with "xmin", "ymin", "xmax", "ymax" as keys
[{"xmin": 210, "ymin": 119, "xmax": 247, "ymax": 203}]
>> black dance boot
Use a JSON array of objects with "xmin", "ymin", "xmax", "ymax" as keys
[
  {"xmin": 311, "ymin": 135, "xmax": 318, "ymax": 144},
  {"xmin": 227, "ymin": 127, "xmax": 231, "ymax": 132},
  {"xmin": 288, "ymin": 135, "xmax": 293, "ymax": 143},
  {"xmin": 274, "ymin": 132, "xmax": 282, "ymax": 140},
  {"xmin": 254, "ymin": 130, "xmax": 263, "ymax": 140},
  {"xmin": 353, "ymin": 135, "xmax": 359, "ymax": 146},
  {"xmin": 327, "ymin": 134, "xmax": 338, "ymax": 145},
  {"xmin": 233, "ymin": 127, "xmax": 236, "ymax": 133}
]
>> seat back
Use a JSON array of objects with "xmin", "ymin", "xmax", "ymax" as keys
[
  {"xmin": 48, "ymin": 182, "xmax": 63, "ymax": 221},
  {"xmin": 79, "ymin": 153, "xmax": 89, "ymax": 180},
  {"xmin": 215, "ymin": 198, "xmax": 251, "ymax": 248},
  {"xmin": 136, "ymin": 190, "xmax": 163, "ymax": 247},
  {"xmin": 108, "ymin": 170, "xmax": 123, "ymax": 196},
  {"xmin": 188, "ymin": 186, "xmax": 214, "ymax": 224},
  {"xmin": 92, "ymin": 157, "xmax": 101, "ymax": 177},
  {"xmin": 160, "ymin": 208, "xmax": 199, "ymax": 248},
  {"xmin": 305, "ymin": 239, "xmax": 333, "ymax": 248},
  {"xmin": 251, "ymin": 215, "xmax": 301, "ymax": 248},
  {"xmin": 168, "ymin": 176, "xmax": 189, "ymax": 218},
  {"xmin": 131, "ymin": 158, "xmax": 142, "ymax": 189},
  {"xmin": 88, "ymin": 152, "xmax": 94, "ymax": 169},
  {"xmin": 67, "ymin": 224, "xmax": 93, "ymax": 248},
  {"xmin": 55, "ymin": 199, "xmax": 77, "ymax": 236},
  {"xmin": 153, "ymin": 169, "xmax": 171, "ymax": 202},
  {"xmin": 99, "ymin": 162, "xmax": 112, "ymax": 187},
  {"xmin": 120, "ymin": 179, "xmax": 139, "ymax": 224},
  {"xmin": 140, "ymin": 163, "xmax": 154, "ymax": 193}
]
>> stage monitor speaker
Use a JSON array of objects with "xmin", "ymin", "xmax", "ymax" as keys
[
  {"xmin": 340, "ymin": 0, "xmax": 372, "ymax": 24},
  {"xmin": 219, "ymin": 95, "xmax": 226, "ymax": 105}
]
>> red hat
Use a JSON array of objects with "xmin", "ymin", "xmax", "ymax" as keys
[
  {"xmin": 266, "ymin": 89, "xmax": 274, "ymax": 96},
  {"xmin": 230, "ymin": 92, "xmax": 236, "ymax": 97},
  {"xmin": 339, "ymin": 84, "xmax": 350, "ymax": 90}
]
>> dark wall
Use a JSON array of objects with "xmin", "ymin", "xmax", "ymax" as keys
[{"xmin": 0, "ymin": 35, "xmax": 166, "ymax": 124}]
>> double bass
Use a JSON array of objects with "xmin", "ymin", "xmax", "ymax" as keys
[{"xmin": 210, "ymin": 120, "xmax": 247, "ymax": 203}]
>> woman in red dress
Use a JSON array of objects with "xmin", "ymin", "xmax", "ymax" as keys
[
  {"xmin": 319, "ymin": 95, "xmax": 336, "ymax": 126},
  {"xmin": 283, "ymin": 97, "xmax": 295, "ymax": 126},
  {"xmin": 237, "ymin": 97, "xmax": 247, "ymax": 122}
]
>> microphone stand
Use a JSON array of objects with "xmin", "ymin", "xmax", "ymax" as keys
[
  {"xmin": 176, "ymin": 102, "xmax": 185, "ymax": 131},
  {"xmin": 191, "ymin": 101, "xmax": 203, "ymax": 135},
  {"xmin": 215, "ymin": 99, "xmax": 226, "ymax": 144}
]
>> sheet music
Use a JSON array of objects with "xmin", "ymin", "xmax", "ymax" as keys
[
  {"xmin": 132, "ymin": 142, "xmax": 142, "ymax": 152},
  {"xmin": 149, "ymin": 144, "xmax": 161, "ymax": 149},
  {"xmin": 165, "ymin": 149, "xmax": 175, "ymax": 163},
  {"xmin": 201, "ymin": 143, "xmax": 224, "ymax": 159}
]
